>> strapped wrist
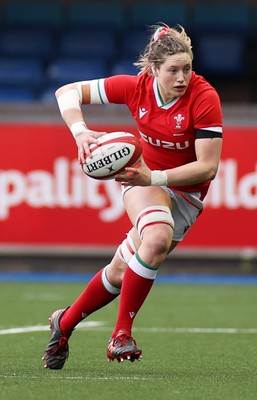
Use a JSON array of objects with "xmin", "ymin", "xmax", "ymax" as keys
[
  {"xmin": 150, "ymin": 170, "xmax": 168, "ymax": 186},
  {"xmin": 70, "ymin": 121, "xmax": 88, "ymax": 139}
]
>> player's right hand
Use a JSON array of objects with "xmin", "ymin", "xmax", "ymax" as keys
[{"xmin": 75, "ymin": 130, "xmax": 106, "ymax": 163}]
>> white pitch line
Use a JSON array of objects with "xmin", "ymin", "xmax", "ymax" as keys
[
  {"xmin": 133, "ymin": 327, "xmax": 257, "ymax": 334},
  {"xmin": 0, "ymin": 323, "xmax": 257, "ymax": 335},
  {"xmin": 0, "ymin": 321, "xmax": 104, "ymax": 335},
  {"xmin": 0, "ymin": 374, "xmax": 162, "ymax": 381}
]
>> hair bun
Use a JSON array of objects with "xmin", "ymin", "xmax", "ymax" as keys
[{"xmin": 153, "ymin": 27, "xmax": 170, "ymax": 42}]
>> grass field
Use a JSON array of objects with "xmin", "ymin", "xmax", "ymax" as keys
[{"xmin": 0, "ymin": 279, "xmax": 257, "ymax": 400}]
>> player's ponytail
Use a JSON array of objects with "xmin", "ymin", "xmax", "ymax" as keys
[{"xmin": 134, "ymin": 23, "xmax": 193, "ymax": 75}]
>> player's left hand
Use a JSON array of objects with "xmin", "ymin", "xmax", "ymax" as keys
[{"xmin": 115, "ymin": 158, "xmax": 151, "ymax": 186}]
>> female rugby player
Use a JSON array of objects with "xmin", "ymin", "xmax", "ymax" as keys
[{"xmin": 42, "ymin": 24, "xmax": 223, "ymax": 369}]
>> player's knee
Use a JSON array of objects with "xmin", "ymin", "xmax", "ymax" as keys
[
  {"xmin": 135, "ymin": 205, "xmax": 174, "ymax": 262},
  {"xmin": 107, "ymin": 255, "xmax": 127, "ymax": 287},
  {"xmin": 143, "ymin": 225, "xmax": 173, "ymax": 256}
]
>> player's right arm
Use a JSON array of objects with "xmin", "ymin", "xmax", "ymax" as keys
[
  {"xmin": 55, "ymin": 76, "xmax": 136, "ymax": 163},
  {"xmin": 55, "ymin": 81, "xmax": 106, "ymax": 162}
]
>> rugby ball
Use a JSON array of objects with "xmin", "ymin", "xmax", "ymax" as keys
[{"xmin": 82, "ymin": 131, "xmax": 142, "ymax": 180}]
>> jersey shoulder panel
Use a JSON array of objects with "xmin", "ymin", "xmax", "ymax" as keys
[
  {"xmin": 102, "ymin": 74, "xmax": 140, "ymax": 104},
  {"xmin": 188, "ymin": 73, "xmax": 223, "ymax": 130}
]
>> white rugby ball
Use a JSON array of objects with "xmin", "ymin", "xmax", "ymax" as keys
[{"xmin": 82, "ymin": 131, "xmax": 142, "ymax": 180}]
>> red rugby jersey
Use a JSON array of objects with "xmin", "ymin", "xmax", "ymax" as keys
[{"xmin": 98, "ymin": 71, "xmax": 223, "ymax": 195}]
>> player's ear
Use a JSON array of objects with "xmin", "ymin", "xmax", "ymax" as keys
[{"xmin": 151, "ymin": 64, "xmax": 158, "ymax": 76}]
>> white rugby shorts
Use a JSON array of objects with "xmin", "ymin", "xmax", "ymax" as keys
[{"xmin": 122, "ymin": 186, "xmax": 203, "ymax": 241}]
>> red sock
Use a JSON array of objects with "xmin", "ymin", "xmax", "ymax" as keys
[
  {"xmin": 112, "ymin": 265, "xmax": 155, "ymax": 338},
  {"xmin": 60, "ymin": 268, "xmax": 119, "ymax": 337}
]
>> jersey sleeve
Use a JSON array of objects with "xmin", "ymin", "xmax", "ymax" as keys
[
  {"xmin": 98, "ymin": 75, "xmax": 138, "ymax": 105},
  {"xmin": 192, "ymin": 88, "xmax": 223, "ymax": 133}
]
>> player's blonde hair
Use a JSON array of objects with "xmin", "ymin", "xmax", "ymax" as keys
[{"xmin": 135, "ymin": 24, "xmax": 193, "ymax": 75}]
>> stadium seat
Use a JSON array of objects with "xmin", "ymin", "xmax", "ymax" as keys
[
  {"xmin": 0, "ymin": 58, "xmax": 44, "ymax": 88},
  {"xmin": 0, "ymin": 87, "xmax": 36, "ymax": 103},
  {"xmin": 66, "ymin": 1, "xmax": 125, "ymax": 29},
  {"xmin": 110, "ymin": 58, "xmax": 138, "ymax": 76},
  {"xmin": 0, "ymin": 28, "xmax": 54, "ymax": 60},
  {"xmin": 192, "ymin": 2, "xmax": 250, "ymax": 35},
  {"xmin": 0, "ymin": 3, "xmax": 4, "ymax": 27},
  {"xmin": 40, "ymin": 86, "xmax": 59, "ymax": 104},
  {"xmin": 4, "ymin": 0, "xmax": 63, "ymax": 29},
  {"xmin": 58, "ymin": 29, "xmax": 118, "ymax": 61},
  {"xmin": 47, "ymin": 58, "xmax": 108, "ymax": 86},
  {"xmin": 121, "ymin": 29, "xmax": 149, "ymax": 58},
  {"xmin": 129, "ymin": 1, "xmax": 188, "ymax": 29},
  {"xmin": 195, "ymin": 33, "xmax": 245, "ymax": 77}
]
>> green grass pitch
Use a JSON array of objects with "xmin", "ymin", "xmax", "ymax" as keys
[{"xmin": 0, "ymin": 281, "xmax": 257, "ymax": 400}]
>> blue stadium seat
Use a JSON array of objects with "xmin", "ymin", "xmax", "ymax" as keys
[
  {"xmin": 252, "ymin": 5, "xmax": 257, "ymax": 36},
  {"xmin": 4, "ymin": 0, "xmax": 63, "ymax": 29},
  {"xmin": 192, "ymin": 2, "xmax": 250, "ymax": 35},
  {"xmin": 0, "ymin": 3, "xmax": 4, "ymax": 27},
  {"xmin": 0, "ymin": 58, "xmax": 44, "ymax": 87},
  {"xmin": 121, "ymin": 29, "xmax": 149, "ymax": 58},
  {"xmin": 129, "ymin": 1, "xmax": 188, "ymax": 29},
  {"xmin": 0, "ymin": 87, "xmax": 36, "ymax": 103},
  {"xmin": 110, "ymin": 58, "xmax": 138, "ymax": 76},
  {"xmin": 66, "ymin": 1, "xmax": 125, "ymax": 29},
  {"xmin": 195, "ymin": 33, "xmax": 245, "ymax": 77},
  {"xmin": 0, "ymin": 28, "xmax": 54, "ymax": 60},
  {"xmin": 40, "ymin": 86, "xmax": 59, "ymax": 104},
  {"xmin": 59, "ymin": 29, "xmax": 117, "ymax": 61},
  {"xmin": 47, "ymin": 58, "xmax": 107, "ymax": 86}
]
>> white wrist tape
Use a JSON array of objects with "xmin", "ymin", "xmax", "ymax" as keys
[
  {"xmin": 151, "ymin": 170, "xmax": 168, "ymax": 186},
  {"xmin": 70, "ymin": 121, "xmax": 89, "ymax": 139}
]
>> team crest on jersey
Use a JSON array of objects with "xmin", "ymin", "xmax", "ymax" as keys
[{"xmin": 174, "ymin": 114, "xmax": 185, "ymax": 129}]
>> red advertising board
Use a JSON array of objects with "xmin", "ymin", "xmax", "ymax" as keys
[{"xmin": 0, "ymin": 123, "xmax": 256, "ymax": 251}]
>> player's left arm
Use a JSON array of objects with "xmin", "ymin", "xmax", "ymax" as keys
[
  {"xmin": 167, "ymin": 136, "xmax": 222, "ymax": 185},
  {"xmin": 116, "ymin": 137, "xmax": 222, "ymax": 186},
  {"xmin": 180, "ymin": 86, "xmax": 223, "ymax": 184}
]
